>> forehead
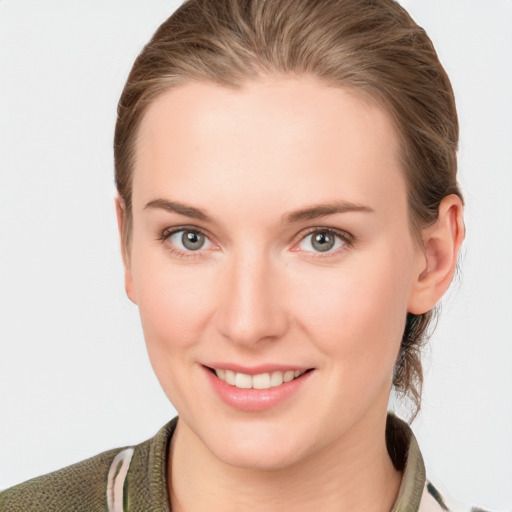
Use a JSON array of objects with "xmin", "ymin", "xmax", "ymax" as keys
[{"xmin": 133, "ymin": 77, "xmax": 406, "ymax": 220}]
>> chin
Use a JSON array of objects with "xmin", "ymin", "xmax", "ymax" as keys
[
  {"xmin": 214, "ymin": 441, "xmax": 306, "ymax": 472},
  {"xmin": 199, "ymin": 417, "xmax": 314, "ymax": 472}
]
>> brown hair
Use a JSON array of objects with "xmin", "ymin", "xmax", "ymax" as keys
[{"xmin": 114, "ymin": 0, "xmax": 462, "ymax": 417}]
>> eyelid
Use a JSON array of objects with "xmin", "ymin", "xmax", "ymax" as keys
[
  {"xmin": 157, "ymin": 224, "xmax": 354, "ymax": 259},
  {"xmin": 291, "ymin": 227, "xmax": 354, "ymax": 255},
  {"xmin": 158, "ymin": 225, "xmax": 218, "ymax": 258}
]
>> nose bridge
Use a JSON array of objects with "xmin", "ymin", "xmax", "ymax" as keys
[{"xmin": 216, "ymin": 245, "xmax": 288, "ymax": 346}]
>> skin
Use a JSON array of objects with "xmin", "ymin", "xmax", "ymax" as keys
[{"xmin": 116, "ymin": 76, "xmax": 464, "ymax": 511}]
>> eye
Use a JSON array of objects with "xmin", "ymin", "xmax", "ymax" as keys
[
  {"xmin": 297, "ymin": 229, "xmax": 348, "ymax": 254},
  {"xmin": 166, "ymin": 229, "xmax": 213, "ymax": 252}
]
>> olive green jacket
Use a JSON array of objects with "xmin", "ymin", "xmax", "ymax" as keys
[{"xmin": 0, "ymin": 415, "xmax": 471, "ymax": 512}]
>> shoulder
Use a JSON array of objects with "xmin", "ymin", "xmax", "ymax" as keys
[
  {"xmin": 0, "ymin": 447, "xmax": 122, "ymax": 511},
  {"xmin": 0, "ymin": 418, "xmax": 177, "ymax": 512}
]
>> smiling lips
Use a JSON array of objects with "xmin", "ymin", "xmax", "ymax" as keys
[
  {"xmin": 205, "ymin": 365, "xmax": 313, "ymax": 411},
  {"xmin": 214, "ymin": 368, "xmax": 307, "ymax": 389}
]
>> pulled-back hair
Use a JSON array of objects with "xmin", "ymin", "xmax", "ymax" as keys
[{"xmin": 114, "ymin": 0, "xmax": 462, "ymax": 417}]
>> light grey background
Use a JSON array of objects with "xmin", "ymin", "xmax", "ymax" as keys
[{"xmin": 0, "ymin": 1, "xmax": 511, "ymax": 509}]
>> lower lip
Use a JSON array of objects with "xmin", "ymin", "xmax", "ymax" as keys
[{"xmin": 203, "ymin": 367, "xmax": 314, "ymax": 412}]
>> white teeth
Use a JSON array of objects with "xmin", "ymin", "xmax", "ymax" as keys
[
  {"xmin": 283, "ymin": 370, "xmax": 295, "ymax": 383},
  {"xmin": 225, "ymin": 369, "xmax": 236, "ymax": 385},
  {"xmin": 235, "ymin": 373, "xmax": 252, "ymax": 389},
  {"xmin": 214, "ymin": 368, "xmax": 306, "ymax": 389},
  {"xmin": 252, "ymin": 373, "xmax": 271, "ymax": 389},
  {"xmin": 270, "ymin": 371, "xmax": 284, "ymax": 387}
]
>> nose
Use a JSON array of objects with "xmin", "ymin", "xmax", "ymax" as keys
[{"xmin": 215, "ymin": 250, "xmax": 289, "ymax": 347}]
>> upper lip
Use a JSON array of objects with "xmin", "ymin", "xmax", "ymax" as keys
[{"xmin": 203, "ymin": 363, "xmax": 312, "ymax": 375}]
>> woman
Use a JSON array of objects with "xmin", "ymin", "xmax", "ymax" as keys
[{"xmin": 0, "ymin": 0, "xmax": 487, "ymax": 510}]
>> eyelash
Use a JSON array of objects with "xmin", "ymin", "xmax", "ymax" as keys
[
  {"xmin": 157, "ymin": 226, "xmax": 354, "ymax": 259},
  {"xmin": 157, "ymin": 226, "xmax": 215, "ymax": 260},
  {"xmin": 295, "ymin": 227, "xmax": 354, "ymax": 257}
]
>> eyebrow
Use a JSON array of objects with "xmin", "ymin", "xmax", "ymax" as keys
[
  {"xmin": 284, "ymin": 201, "xmax": 374, "ymax": 223},
  {"xmin": 144, "ymin": 198, "xmax": 374, "ymax": 224},
  {"xmin": 144, "ymin": 199, "xmax": 212, "ymax": 221}
]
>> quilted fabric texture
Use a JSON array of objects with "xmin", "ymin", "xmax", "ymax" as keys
[
  {"xmin": 0, "ymin": 447, "xmax": 122, "ymax": 511},
  {"xmin": 0, "ymin": 418, "xmax": 177, "ymax": 512}
]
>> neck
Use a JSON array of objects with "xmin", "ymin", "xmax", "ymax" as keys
[{"xmin": 168, "ymin": 409, "xmax": 401, "ymax": 512}]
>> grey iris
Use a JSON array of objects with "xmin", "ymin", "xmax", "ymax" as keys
[
  {"xmin": 312, "ymin": 231, "xmax": 335, "ymax": 252},
  {"xmin": 182, "ymin": 230, "xmax": 205, "ymax": 250}
]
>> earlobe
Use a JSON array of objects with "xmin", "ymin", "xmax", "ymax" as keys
[
  {"xmin": 114, "ymin": 195, "xmax": 137, "ymax": 304},
  {"xmin": 408, "ymin": 194, "xmax": 465, "ymax": 315}
]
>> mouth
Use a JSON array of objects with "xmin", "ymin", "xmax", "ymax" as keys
[
  {"xmin": 206, "ymin": 366, "xmax": 312, "ymax": 390},
  {"xmin": 203, "ymin": 365, "xmax": 315, "ymax": 411}
]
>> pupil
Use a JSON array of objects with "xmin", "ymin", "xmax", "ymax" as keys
[
  {"xmin": 182, "ymin": 231, "xmax": 204, "ymax": 250},
  {"xmin": 312, "ymin": 232, "xmax": 334, "ymax": 252}
]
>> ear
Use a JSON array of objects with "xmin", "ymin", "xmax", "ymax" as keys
[
  {"xmin": 408, "ymin": 194, "xmax": 465, "ymax": 315},
  {"xmin": 115, "ymin": 195, "xmax": 137, "ymax": 304}
]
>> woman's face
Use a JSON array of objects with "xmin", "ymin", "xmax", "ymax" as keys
[{"xmin": 125, "ymin": 77, "xmax": 426, "ymax": 470}]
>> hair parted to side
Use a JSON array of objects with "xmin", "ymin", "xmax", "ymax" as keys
[{"xmin": 114, "ymin": 0, "xmax": 462, "ymax": 418}]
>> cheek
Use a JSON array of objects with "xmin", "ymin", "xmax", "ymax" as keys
[
  {"xmin": 132, "ymin": 260, "xmax": 221, "ymax": 412},
  {"xmin": 287, "ymin": 251, "xmax": 412, "ymax": 380},
  {"xmin": 130, "ymin": 245, "xmax": 218, "ymax": 365}
]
